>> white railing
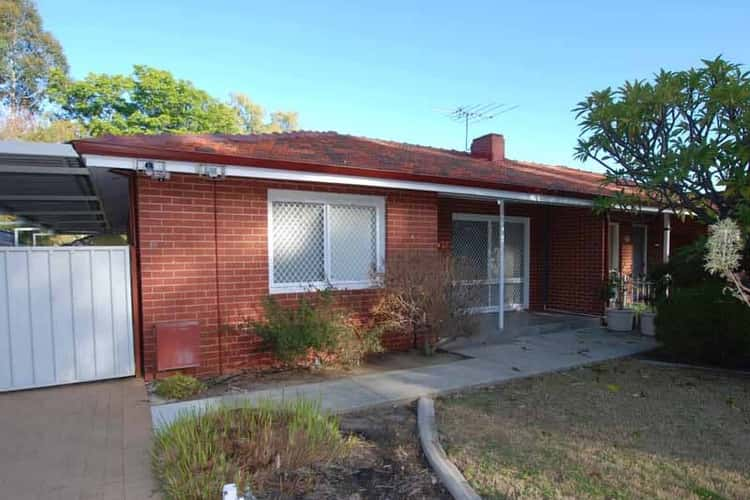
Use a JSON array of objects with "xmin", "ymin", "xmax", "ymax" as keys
[{"xmin": 609, "ymin": 272, "xmax": 655, "ymax": 308}]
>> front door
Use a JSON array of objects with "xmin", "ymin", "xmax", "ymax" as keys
[
  {"xmin": 451, "ymin": 214, "xmax": 529, "ymax": 312},
  {"xmin": 631, "ymin": 225, "xmax": 647, "ymax": 278}
]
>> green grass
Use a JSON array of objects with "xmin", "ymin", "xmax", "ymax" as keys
[
  {"xmin": 152, "ymin": 374, "xmax": 206, "ymax": 400},
  {"xmin": 151, "ymin": 399, "xmax": 351, "ymax": 499}
]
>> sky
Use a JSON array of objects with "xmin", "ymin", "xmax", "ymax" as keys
[{"xmin": 37, "ymin": 0, "xmax": 749, "ymax": 171}]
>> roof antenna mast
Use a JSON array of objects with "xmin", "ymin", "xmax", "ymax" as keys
[{"xmin": 438, "ymin": 103, "xmax": 518, "ymax": 151}]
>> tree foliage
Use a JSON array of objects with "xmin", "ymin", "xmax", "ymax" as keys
[
  {"xmin": 574, "ymin": 57, "xmax": 750, "ymax": 228},
  {"xmin": 0, "ymin": 108, "xmax": 82, "ymax": 141},
  {"xmin": 49, "ymin": 66, "xmax": 300, "ymax": 137},
  {"xmin": 0, "ymin": 0, "xmax": 67, "ymax": 114},
  {"xmin": 230, "ymin": 92, "xmax": 298, "ymax": 134},
  {"xmin": 49, "ymin": 65, "xmax": 241, "ymax": 136}
]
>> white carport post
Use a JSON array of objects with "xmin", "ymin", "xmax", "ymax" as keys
[
  {"xmin": 497, "ymin": 200, "xmax": 505, "ymax": 331},
  {"xmin": 662, "ymin": 213, "xmax": 671, "ymax": 262}
]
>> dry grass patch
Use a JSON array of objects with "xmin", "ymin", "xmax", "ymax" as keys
[{"xmin": 438, "ymin": 359, "xmax": 750, "ymax": 499}]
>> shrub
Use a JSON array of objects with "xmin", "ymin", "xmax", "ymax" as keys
[
  {"xmin": 371, "ymin": 250, "xmax": 478, "ymax": 351},
  {"xmin": 649, "ymin": 238, "xmax": 709, "ymax": 293},
  {"xmin": 152, "ymin": 374, "xmax": 206, "ymax": 400},
  {"xmin": 655, "ymin": 281, "xmax": 750, "ymax": 368},
  {"xmin": 247, "ymin": 290, "xmax": 382, "ymax": 367},
  {"xmin": 152, "ymin": 399, "xmax": 350, "ymax": 499}
]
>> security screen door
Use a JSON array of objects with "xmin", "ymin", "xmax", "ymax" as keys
[{"xmin": 451, "ymin": 214, "xmax": 529, "ymax": 312}]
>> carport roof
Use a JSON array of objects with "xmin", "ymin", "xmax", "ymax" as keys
[{"xmin": 0, "ymin": 141, "xmax": 111, "ymax": 234}]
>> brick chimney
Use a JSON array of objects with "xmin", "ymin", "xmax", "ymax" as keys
[{"xmin": 470, "ymin": 133, "xmax": 505, "ymax": 163}]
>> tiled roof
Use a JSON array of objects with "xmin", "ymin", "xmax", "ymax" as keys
[{"xmin": 73, "ymin": 131, "xmax": 613, "ymax": 199}]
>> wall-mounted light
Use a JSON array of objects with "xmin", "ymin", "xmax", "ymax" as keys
[
  {"xmin": 197, "ymin": 164, "xmax": 226, "ymax": 180},
  {"xmin": 137, "ymin": 160, "xmax": 170, "ymax": 181}
]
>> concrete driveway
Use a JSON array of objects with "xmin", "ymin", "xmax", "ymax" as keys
[{"xmin": 0, "ymin": 378, "xmax": 157, "ymax": 500}]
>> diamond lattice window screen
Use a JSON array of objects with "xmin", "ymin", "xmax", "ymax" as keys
[
  {"xmin": 272, "ymin": 202, "xmax": 325, "ymax": 284},
  {"xmin": 329, "ymin": 205, "xmax": 377, "ymax": 281},
  {"xmin": 452, "ymin": 220, "xmax": 488, "ymax": 281}
]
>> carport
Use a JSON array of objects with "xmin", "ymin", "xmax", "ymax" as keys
[{"xmin": 0, "ymin": 141, "xmax": 137, "ymax": 391}]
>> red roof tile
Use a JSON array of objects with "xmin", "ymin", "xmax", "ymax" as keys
[{"xmin": 73, "ymin": 131, "xmax": 613, "ymax": 199}]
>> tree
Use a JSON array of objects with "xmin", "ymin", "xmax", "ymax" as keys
[
  {"xmin": 0, "ymin": 0, "xmax": 67, "ymax": 114},
  {"xmin": 49, "ymin": 67, "xmax": 301, "ymax": 137},
  {"xmin": 229, "ymin": 92, "xmax": 299, "ymax": 134},
  {"xmin": 574, "ymin": 57, "xmax": 750, "ymax": 228},
  {"xmin": 49, "ymin": 65, "xmax": 243, "ymax": 136},
  {"xmin": 0, "ymin": 109, "xmax": 82, "ymax": 142}
]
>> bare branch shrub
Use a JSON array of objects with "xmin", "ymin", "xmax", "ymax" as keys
[{"xmin": 371, "ymin": 250, "xmax": 479, "ymax": 351}]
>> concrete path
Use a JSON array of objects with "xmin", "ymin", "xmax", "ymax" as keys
[
  {"xmin": 0, "ymin": 378, "xmax": 158, "ymax": 500},
  {"xmin": 151, "ymin": 328, "xmax": 658, "ymax": 429}
]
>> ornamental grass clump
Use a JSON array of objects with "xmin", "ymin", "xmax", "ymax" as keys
[{"xmin": 151, "ymin": 399, "xmax": 351, "ymax": 500}]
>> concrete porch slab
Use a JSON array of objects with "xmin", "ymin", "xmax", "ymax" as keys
[{"xmin": 151, "ymin": 328, "xmax": 658, "ymax": 430}]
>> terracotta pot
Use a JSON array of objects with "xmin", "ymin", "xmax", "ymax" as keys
[
  {"xmin": 606, "ymin": 308, "xmax": 635, "ymax": 332},
  {"xmin": 639, "ymin": 311, "xmax": 656, "ymax": 336}
]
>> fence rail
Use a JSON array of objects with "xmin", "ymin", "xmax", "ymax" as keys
[{"xmin": 609, "ymin": 272, "xmax": 656, "ymax": 308}]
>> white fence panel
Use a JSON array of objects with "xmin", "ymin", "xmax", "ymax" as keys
[{"xmin": 0, "ymin": 247, "xmax": 134, "ymax": 392}]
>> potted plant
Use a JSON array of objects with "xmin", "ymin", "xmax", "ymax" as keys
[
  {"xmin": 633, "ymin": 281, "xmax": 657, "ymax": 336},
  {"xmin": 638, "ymin": 304, "xmax": 656, "ymax": 336},
  {"xmin": 604, "ymin": 272, "xmax": 635, "ymax": 332}
]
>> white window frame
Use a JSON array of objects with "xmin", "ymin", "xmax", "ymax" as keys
[
  {"xmin": 608, "ymin": 222, "xmax": 620, "ymax": 273},
  {"xmin": 267, "ymin": 189, "xmax": 386, "ymax": 294},
  {"xmin": 451, "ymin": 213, "xmax": 530, "ymax": 311}
]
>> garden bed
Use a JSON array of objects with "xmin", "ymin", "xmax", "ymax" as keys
[
  {"xmin": 437, "ymin": 358, "xmax": 750, "ymax": 499},
  {"xmin": 152, "ymin": 400, "xmax": 449, "ymax": 499}
]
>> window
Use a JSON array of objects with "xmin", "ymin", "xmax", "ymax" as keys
[{"xmin": 268, "ymin": 189, "xmax": 385, "ymax": 293}]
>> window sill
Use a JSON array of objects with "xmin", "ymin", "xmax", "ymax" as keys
[{"xmin": 269, "ymin": 281, "xmax": 380, "ymax": 295}]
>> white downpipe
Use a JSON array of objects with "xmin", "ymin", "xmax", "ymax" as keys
[
  {"xmin": 663, "ymin": 213, "xmax": 671, "ymax": 262},
  {"xmin": 498, "ymin": 200, "xmax": 505, "ymax": 331}
]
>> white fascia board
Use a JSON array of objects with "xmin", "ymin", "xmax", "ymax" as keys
[
  {"xmin": 0, "ymin": 140, "xmax": 78, "ymax": 158},
  {"xmin": 82, "ymin": 154, "xmax": 667, "ymax": 212}
]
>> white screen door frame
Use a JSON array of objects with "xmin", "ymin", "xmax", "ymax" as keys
[{"xmin": 452, "ymin": 213, "xmax": 530, "ymax": 313}]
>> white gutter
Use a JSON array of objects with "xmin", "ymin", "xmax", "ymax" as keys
[{"xmin": 82, "ymin": 154, "xmax": 667, "ymax": 212}]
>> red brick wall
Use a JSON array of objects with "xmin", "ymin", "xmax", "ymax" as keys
[
  {"xmin": 436, "ymin": 198, "xmax": 546, "ymax": 311},
  {"xmin": 670, "ymin": 217, "xmax": 706, "ymax": 254},
  {"xmin": 437, "ymin": 200, "xmax": 612, "ymax": 315},
  {"xmin": 136, "ymin": 174, "xmax": 438, "ymax": 377},
  {"xmin": 546, "ymin": 208, "xmax": 608, "ymax": 315}
]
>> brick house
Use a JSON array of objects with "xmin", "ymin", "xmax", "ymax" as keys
[{"xmin": 68, "ymin": 131, "xmax": 703, "ymax": 379}]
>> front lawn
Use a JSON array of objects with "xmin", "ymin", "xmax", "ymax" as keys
[{"xmin": 438, "ymin": 359, "xmax": 750, "ymax": 499}]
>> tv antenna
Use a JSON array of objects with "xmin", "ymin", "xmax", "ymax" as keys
[{"xmin": 438, "ymin": 103, "xmax": 518, "ymax": 151}]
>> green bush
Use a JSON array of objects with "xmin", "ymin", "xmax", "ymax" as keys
[
  {"xmin": 249, "ymin": 290, "xmax": 381, "ymax": 366},
  {"xmin": 153, "ymin": 374, "xmax": 206, "ymax": 400},
  {"xmin": 655, "ymin": 281, "xmax": 750, "ymax": 368},
  {"xmin": 649, "ymin": 238, "xmax": 709, "ymax": 294}
]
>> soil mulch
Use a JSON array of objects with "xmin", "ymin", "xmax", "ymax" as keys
[{"xmin": 257, "ymin": 403, "xmax": 450, "ymax": 500}]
